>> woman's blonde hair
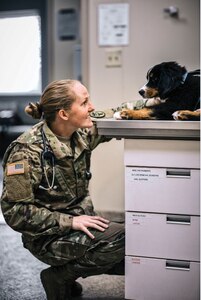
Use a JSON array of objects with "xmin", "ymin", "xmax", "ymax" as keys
[{"xmin": 25, "ymin": 79, "xmax": 79, "ymax": 124}]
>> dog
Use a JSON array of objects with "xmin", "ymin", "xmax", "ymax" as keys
[{"xmin": 117, "ymin": 61, "xmax": 200, "ymax": 120}]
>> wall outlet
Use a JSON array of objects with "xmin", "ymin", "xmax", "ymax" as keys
[{"xmin": 105, "ymin": 50, "xmax": 122, "ymax": 67}]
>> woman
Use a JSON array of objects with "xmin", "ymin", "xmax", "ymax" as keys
[{"xmin": 1, "ymin": 80, "xmax": 125, "ymax": 300}]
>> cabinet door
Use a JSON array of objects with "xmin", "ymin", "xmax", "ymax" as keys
[
  {"xmin": 125, "ymin": 167, "xmax": 200, "ymax": 215},
  {"xmin": 125, "ymin": 256, "xmax": 200, "ymax": 300},
  {"xmin": 126, "ymin": 212, "xmax": 200, "ymax": 261}
]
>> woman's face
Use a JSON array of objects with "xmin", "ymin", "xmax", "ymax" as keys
[{"xmin": 67, "ymin": 81, "xmax": 95, "ymax": 129}]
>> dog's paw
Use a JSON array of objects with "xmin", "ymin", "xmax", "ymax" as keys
[
  {"xmin": 172, "ymin": 110, "xmax": 200, "ymax": 120},
  {"xmin": 172, "ymin": 111, "xmax": 181, "ymax": 120},
  {"xmin": 172, "ymin": 110, "xmax": 189, "ymax": 120},
  {"xmin": 113, "ymin": 111, "xmax": 122, "ymax": 120},
  {"xmin": 120, "ymin": 109, "xmax": 135, "ymax": 120},
  {"xmin": 119, "ymin": 108, "xmax": 154, "ymax": 120}
]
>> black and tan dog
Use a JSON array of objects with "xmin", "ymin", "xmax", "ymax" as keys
[{"xmin": 118, "ymin": 61, "xmax": 200, "ymax": 120}]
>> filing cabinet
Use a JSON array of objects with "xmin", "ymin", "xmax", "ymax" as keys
[
  {"xmin": 95, "ymin": 119, "xmax": 200, "ymax": 300},
  {"xmin": 124, "ymin": 139, "xmax": 200, "ymax": 300}
]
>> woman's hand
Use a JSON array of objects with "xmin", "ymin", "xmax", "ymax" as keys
[{"xmin": 72, "ymin": 215, "xmax": 110, "ymax": 239}]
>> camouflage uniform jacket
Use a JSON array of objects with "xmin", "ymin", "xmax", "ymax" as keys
[{"xmin": 1, "ymin": 121, "xmax": 110, "ymax": 257}]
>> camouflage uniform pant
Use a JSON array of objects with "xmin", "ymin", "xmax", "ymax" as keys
[{"xmin": 31, "ymin": 222, "xmax": 125, "ymax": 279}]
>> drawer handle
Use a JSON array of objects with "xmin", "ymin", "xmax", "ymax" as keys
[
  {"xmin": 166, "ymin": 169, "xmax": 191, "ymax": 178},
  {"xmin": 166, "ymin": 260, "xmax": 190, "ymax": 271},
  {"xmin": 166, "ymin": 215, "xmax": 191, "ymax": 225}
]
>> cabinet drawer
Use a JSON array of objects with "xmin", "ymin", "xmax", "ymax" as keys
[
  {"xmin": 124, "ymin": 139, "xmax": 200, "ymax": 169},
  {"xmin": 126, "ymin": 212, "xmax": 200, "ymax": 261},
  {"xmin": 125, "ymin": 256, "xmax": 200, "ymax": 300},
  {"xmin": 125, "ymin": 167, "xmax": 200, "ymax": 215}
]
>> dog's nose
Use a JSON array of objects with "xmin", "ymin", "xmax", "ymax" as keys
[{"xmin": 139, "ymin": 89, "xmax": 145, "ymax": 96}]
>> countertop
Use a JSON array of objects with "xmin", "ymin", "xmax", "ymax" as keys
[{"xmin": 96, "ymin": 119, "xmax": 200, "ymax": 140}]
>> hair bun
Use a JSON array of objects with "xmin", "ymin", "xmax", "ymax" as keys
[{"xmin": 24, "ymin": 102, "xmax": 43, "ymax": 119}]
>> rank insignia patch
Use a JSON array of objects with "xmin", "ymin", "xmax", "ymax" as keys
[{"xmin": 7, "ymin": 162, "xmax": 25, "ymax": 176}]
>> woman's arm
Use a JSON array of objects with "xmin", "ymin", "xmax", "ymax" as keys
[{"xmin": 1, "ymin": 144, "xmax": 73, "ymax": 237}]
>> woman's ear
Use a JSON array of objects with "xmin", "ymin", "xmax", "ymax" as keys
[{"xmin": 58, "ymin": 109, "xmax": 69, "ymax": 120}]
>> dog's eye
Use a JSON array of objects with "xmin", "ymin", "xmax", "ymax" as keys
[{"xmin": 152, "ymin": 77, "xmax": 158, "ymax": 82}]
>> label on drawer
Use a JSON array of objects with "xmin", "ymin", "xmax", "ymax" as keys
[
  {"xmin": 127, "ymin": 213, "xmax": 151, "ymax": 225},
  {"xmin": 126, "ymin": 167, "xmax": 165, "ymax": 182},
  {"xmin": 131, "ymin": 257, "xmax": 141, "ymax": 264}
]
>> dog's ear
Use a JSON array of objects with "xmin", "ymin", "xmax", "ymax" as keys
[
  {"xmin": 158, "ymin": 72, "xmax": 173, "ymax": 98},
  {"xmin": 146, "ymin": 67, "xmax": 152, "ymax": 80},
  {"xmin": 158, "ymin": 62, "xmax": 187, "ymax": 98}
]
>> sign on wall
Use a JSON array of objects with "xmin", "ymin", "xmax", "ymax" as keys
[{"xmin": 98, "ymin": 3, "xmax": 129, "ymax": 46}]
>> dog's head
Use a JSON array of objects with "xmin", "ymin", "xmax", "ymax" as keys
[{"xmin": 139, "ymin": 61, "xmax": 187, "ymax": 99}]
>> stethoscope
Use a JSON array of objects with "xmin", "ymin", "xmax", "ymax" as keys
[
  {"xmin": 39, "ymin": 128, "xmax": 56, "ymax": 190},
  {"xmin": 39, "ymin": 128, "xmax": 92, "ymax": 191}
]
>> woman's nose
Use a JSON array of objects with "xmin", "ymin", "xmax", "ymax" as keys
[{"xmin": 88, "ymin": 101, "xmax": 95, "ymax": 111}]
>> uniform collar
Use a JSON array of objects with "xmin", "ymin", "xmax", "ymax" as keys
[{"xmin": 42, "ymin": 122, "xmax": 90, "ymax": 160}]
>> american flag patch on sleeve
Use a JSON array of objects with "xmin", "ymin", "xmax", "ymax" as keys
[{"xmin": 7, "ymin": 162, "xmax": 25, "ymax": 176}]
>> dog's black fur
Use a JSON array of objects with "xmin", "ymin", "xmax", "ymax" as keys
[{"xmin": 120, "ymin": 61, "xmax": 200, "ymax": 120}]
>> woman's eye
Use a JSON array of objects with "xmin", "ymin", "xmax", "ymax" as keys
[{"xmin": 82, "ymin": 100, "xmax": 88, "ymax": 106}]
